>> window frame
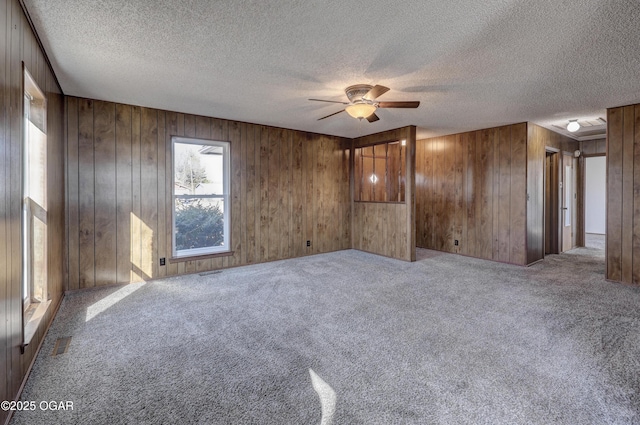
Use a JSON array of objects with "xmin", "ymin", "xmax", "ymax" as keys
[
  {"xmin": 171, "ymin": 136, "xmax": 231, "ymax": 259},
  {"xmin": 23, "ymin": 66, "xmax": 48, "ymax": 309},
  {"xmin": 22, "ymin": 64, "xmax": 51, "ymax": 349}
]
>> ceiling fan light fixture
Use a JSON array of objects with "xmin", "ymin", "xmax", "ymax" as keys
[
  {"xmin": 345, "ymin": 103, "xmax": 377, "ymax": 119},
  {"xmin": 311, "ymin": 84, "xmax": 419, "ymax": 122},
  {"xmin": 567, "ymin": 120, "xmax": 580, "ymax": 132}
]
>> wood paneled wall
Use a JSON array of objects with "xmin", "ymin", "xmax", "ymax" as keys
[
  {"xmin": 526, "ymin": 123, "xmax": 580, "ymax": 264},
  {"xmin": 606, "ymin": 104, "xmax": 640, "ymax": 284},
  {"xmin": 417, "ymin": 123, "xmax": 580, "ymax": 266},
  {"xmin": 65, "ymin": 97, "xmax": 351, "ymax": 289},
  {"xmin": 1, "ymin": 0, "xmax": 65, "ymax": 423},
  {"xmin": 580, "ymin": 138, "xmax": 606, "ymax": 156},
  {"xmin": 416, "ymin": 124, "xmax": 528, "ymax": 264},
  {"xmin": 351, "ymin": 127, "xmax": 416, "ymax": 261}
]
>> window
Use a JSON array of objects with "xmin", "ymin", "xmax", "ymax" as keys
[
  {"xmin": 172, "ymin": 137, "xmax": 230, "ymax": 258},
  {"xmin": 23, "ymin": 67, "xmax": 49, "ymax": 344},
  {"xmin": 354, "ymin": 140, "xmax": 406, "ymax": 202}
]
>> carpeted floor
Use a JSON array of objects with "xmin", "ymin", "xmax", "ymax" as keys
[
  {"xmin": 585, "ymin": 233, "xmax": 605, "ymax": 250},
  {"xmin": 10, "ymin": 246, "xmax": 640, "ymax": 424}
]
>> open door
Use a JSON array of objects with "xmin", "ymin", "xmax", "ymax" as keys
[{"xmin": 561, "ymin": 153, "xmax": 577, "ymax": 252}]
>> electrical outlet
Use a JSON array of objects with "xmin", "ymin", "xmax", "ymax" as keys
[
  {"xmin": 306, "ymin": 240, "xmax": 311, "ymax": 247},
  {"xmin": 160, "ymin": 257, "xmax": 166, "ymax": 266},
  {"xmin": 454, "ymin": 240, "xmax": 459, "ymax": 246}
]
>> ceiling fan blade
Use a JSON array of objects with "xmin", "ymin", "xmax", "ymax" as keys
[
  {"xmin": 363, "ymin": 85, "xmax": 390, "ymax": 100},
  {"xmin": 366, "ymin": 113, "xmax": 380, "ymax": 123},
  {"xmin": 377, "ymin": 101, "xmax": 420, "ymax": 108},
  {"xmin": 318, "ymin": 109, "xmax": 345, "ymax": 120},
  {"xmin": 309, "ymin": 98, "xmax": 349, "ymax": 105}
]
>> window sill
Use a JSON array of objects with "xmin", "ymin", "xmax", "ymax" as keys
[
  {"xmin": 23, "ymin": 300, "xmax": 51, "ymax": 348},
  {"xmin": 169, "ymin": 251, "xmax": 234, "ymax": 264}
]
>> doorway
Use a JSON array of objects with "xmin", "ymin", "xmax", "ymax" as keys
[
  {"xmin": 545, "ymin": 151, "xmax": 560, "ymax": 254},
  {"xmin": 584, "ymin": 155, "xmax": 606, "ymax": 249}
]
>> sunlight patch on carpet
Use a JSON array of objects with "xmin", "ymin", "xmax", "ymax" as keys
[
  {"xmin": 309, "ymin": 368, "xmax": 337, "ymax": 425},
  {"xmin": 85, "ymin": 282, "xmax": 146, "ymax": 322}
]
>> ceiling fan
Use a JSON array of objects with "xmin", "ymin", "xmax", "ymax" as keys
[{"xmin": 309, "ymin": 84, "xmax": 420, "ymax": 122}]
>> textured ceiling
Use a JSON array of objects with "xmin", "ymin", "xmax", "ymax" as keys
[{"xmin": 23, "ymin": 0, "xmax": 640, "ymax": 140}]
